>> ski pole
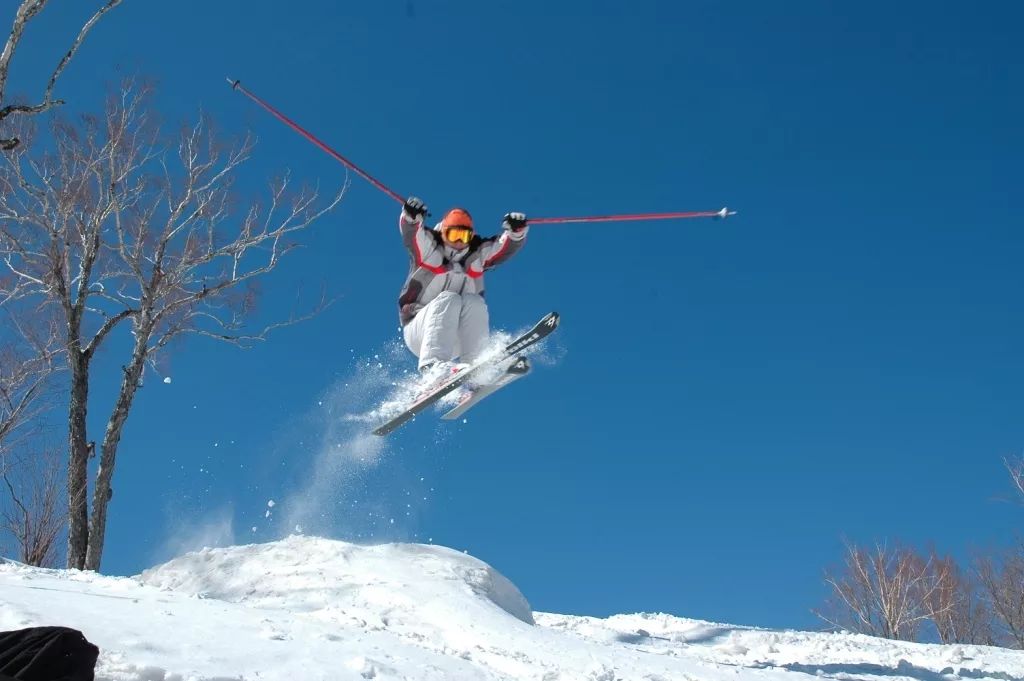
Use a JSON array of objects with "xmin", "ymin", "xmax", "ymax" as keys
[
  {"xmin": 528, "ymin": 208, "xmax": 736, "ymax": 225},
  {"xmin": 226, "ymin": 78, "xmax": 405, "ymax": 205}
]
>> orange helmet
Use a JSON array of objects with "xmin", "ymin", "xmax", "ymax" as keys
[
  {"xmin": 441, "ymin": 208, "xmax": 473, "ymax": 230},
  {"xmin": 441, "ymin": 208, "xmax": 474, "ymax": 245}
]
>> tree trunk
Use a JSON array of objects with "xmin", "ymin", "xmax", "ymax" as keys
[
  {"xmin": 84, "ymin": 325, "xmax": 149, "ymax": 571},
  {"xmin": 65, "ymin": 350, "xmax": 91, "ymax": 570}
]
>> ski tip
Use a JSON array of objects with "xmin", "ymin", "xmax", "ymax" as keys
[
  {"xmin": 717, "ymin": 207, "xmax": 737, "ymax": 219},
  {"xmin": 226, "ymin": 77, "xmax": 241, "ymax": 90}
]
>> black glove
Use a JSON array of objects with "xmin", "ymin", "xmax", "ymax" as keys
[
  {"xmin": 502, "ymin": 212, "xmax": 527, "ymax": 232},
  {"xmin": 403, "ymin": 196, "xmax": 428, "ymax": 219}
]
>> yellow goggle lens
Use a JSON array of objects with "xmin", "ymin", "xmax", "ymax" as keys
[{"xmin": 444, "ymin": 226, "xmax": 473, "ymax": 244}]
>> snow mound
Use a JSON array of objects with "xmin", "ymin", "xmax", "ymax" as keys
[
  {"xmin": 138, "ymin": 535, "xmax": 535, "ymax": 626},
  {"xmin": 4, "ymin": 539, "xmax": 1024, "ymax": 680}
]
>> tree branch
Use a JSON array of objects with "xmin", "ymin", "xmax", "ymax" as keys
[
  {"xmin": 0, "ymin": 2, "xmax": 48, "ymax": 106},
  {"xmin": 0, "ymin": 0, "xmax": 123, "ymax": 149},
  {"xmin": 42, "ymin": 0, "xmax": 123, "ymax": 107}
]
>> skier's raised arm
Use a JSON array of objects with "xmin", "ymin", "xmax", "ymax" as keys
[
  {"xmin": 477, "ymin": 212, "xmax": 529, "ymax": 271},
  {"xmin": 399, "ymin": 196, "xmax": 429, "ymax": 251}
]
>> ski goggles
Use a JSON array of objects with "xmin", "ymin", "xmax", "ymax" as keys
[{"xmin": 443, "ymin": 226, "xmax": 474, "ymax": 244}]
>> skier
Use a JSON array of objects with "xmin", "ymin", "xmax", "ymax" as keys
[{"xmin": 398, "ymin": 196, "xmax": 528, "ymax": 381}]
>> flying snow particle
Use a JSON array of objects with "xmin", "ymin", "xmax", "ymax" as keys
[
  {"xmin": 267, "ymin": 500, "xmax": 276, "ymax": 508},
  {"xmin": 163, "ymin": 377, "xmax": 172, "ymax": 384},
  {"xmin": 251, "ymin": 527, "xmax": 257, "ymax": 533},
  {"xmin": 294, "ymin": 525, "xmax": 303, "ymax": 534}
]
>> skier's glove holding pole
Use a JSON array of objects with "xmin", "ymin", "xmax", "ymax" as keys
[
  {"xmin": 502, "ymin": 212, "xmax": 528, "ymax": 236},
  {"xmin": 403, "ymin": 196, "xmax": 428, "ymax": 221}
]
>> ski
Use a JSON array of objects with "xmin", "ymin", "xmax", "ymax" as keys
[
  {"xmin": 372, "ymin": 312, "xmax": 559, "ymax": 436},
  {"xmin": 441, "ymin": 356, "xmax": 531, "ymax": 421}
]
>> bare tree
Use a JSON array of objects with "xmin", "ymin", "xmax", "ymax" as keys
[
  {"xmin": 0, "ymin": 0, "xmax": 123, "ymax": 150},
  {"xmin": 1, "ymin": 446, "xmax": 64, "ymax": 567},
  {"xmin": 817, "ymin": 540, "xmax": 942, "ymax": 641},
  {"xmin": 0, "ymin": 304, "xmax": 62, "ymax": 566},
  {"xmin": 0, "ymin": 80, "xmax": 344, "ymax": 570},
  {"xmin": 0, "ymin": 0, "xmax": 118, "ymax": 565},
  {"xmin": 977, "ymin": 544, "xmax": 1024, "ymax": 648},
  {"xmin": 921, "ymin": 550, "xmax": 994, "ymax": 645}
]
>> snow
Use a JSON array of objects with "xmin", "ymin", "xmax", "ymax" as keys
[{"xmin": 2, "ymin": 536, "xmax": 1021, "ymax": 681}]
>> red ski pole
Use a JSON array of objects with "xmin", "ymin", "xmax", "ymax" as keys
[
  {"xmin": 227, "ymin": 78, "xmax": 405, "ymax": 205},
  {"xmin": 227, "ymin": 79, "xmax": 736, "ymax": 225},
  {"xmin": 528, "ymin": 208, "xmax": 736, "ymax": 225}
]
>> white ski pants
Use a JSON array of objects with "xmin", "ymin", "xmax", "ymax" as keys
[{"xmin": 403, "ymin": 291, "xmax": 490, "ymax": 370}]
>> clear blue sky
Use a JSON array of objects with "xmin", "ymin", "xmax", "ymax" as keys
[{"xmin": 10, "ymin": 2, "xmax": 1023, "ymax": 630}]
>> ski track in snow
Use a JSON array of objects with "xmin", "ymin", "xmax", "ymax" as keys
[{"xmin": 2, "ymin": 536, "xmax": 1022, "ymax": 681}]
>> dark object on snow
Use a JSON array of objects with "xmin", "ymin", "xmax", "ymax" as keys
[{"xmin": 0, "ymin": 627, "xmax": 99, "ymax": 681}]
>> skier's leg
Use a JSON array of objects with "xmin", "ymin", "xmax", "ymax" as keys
[
  {"xmin": 402, "ymin": 292, "xmax": 463, "ymax": 371},
  {"xmin": 457, "ymin": 293, "xmax": 490, "ymax": 364}
]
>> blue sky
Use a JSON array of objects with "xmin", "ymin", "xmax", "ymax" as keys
[{"xmin": 8, "ymin": 1, "xmax": 1023, "ymax": 630}]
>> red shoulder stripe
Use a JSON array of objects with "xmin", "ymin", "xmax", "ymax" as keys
[
  {"xmin": 413, "ymin": 228, "xmax": 446, "ymax": 275},
  {"xmin": 483, "ymin": 237, "xmax": 510, "ymax": 268}
]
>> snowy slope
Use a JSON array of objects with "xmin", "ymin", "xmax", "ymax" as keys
[{"xmin": 1, "ymin": 536, "xmax": 1021, "ymax": 681}]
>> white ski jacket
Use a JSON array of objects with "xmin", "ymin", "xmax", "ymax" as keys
[{"xmin": 397, "ymin": 210, "xmax": 528, "ymax": 326}]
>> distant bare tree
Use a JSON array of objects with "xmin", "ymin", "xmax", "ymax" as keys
[
  {"xmin": 0, "ymin": 308, "xmax": 62, "ymax": 567},
  {"xmin": 0, "ymin": 80, "xmax": 344, "ymax": 570},
  {"xmin": 0, "ymin": 0, "xmax": 124, "ymax": 150},
  {"xmin": 1, "ymin": 446, "xmax": 64, "ymax": 567},
  {"xmin": 977, "ymin": 543, "xmax": 1024, "ymax": 648},
  {"xmin": 817, "ymin": 541, "xmax": 940, "ymax": 641},
  {"xmin": 922, "ymin": 551, "xmax": 993, "ymax": 645}
]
